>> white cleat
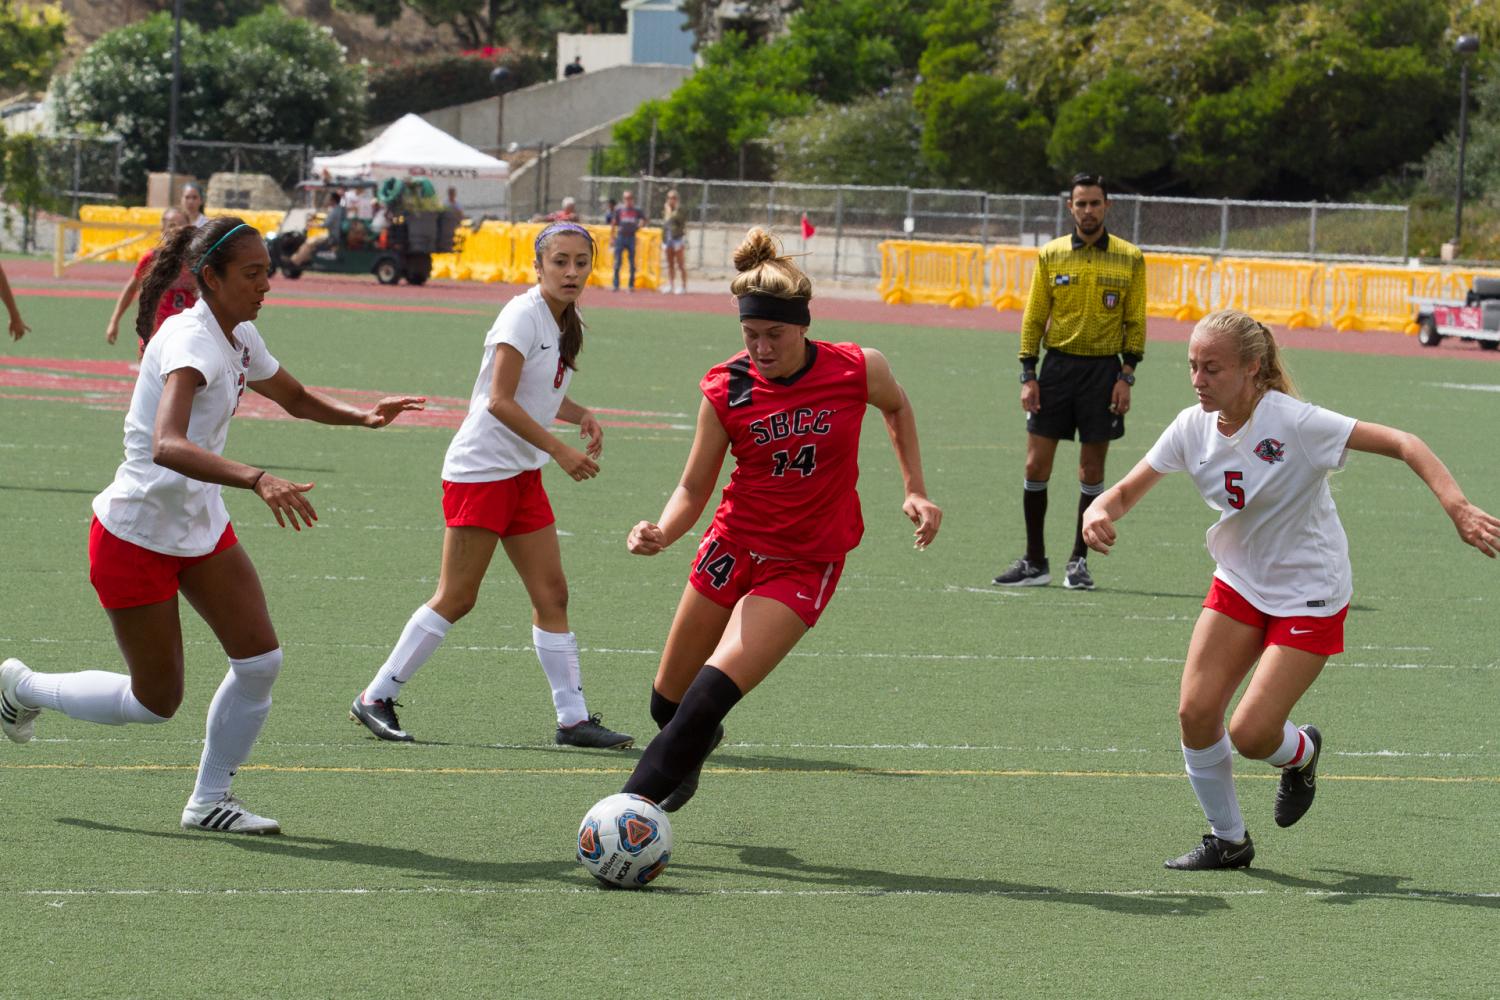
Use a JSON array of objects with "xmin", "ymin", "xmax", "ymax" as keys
[
  {"xmin": 181, "ymin": 793, "xmax": 281, "ymax": 835},
  {"xmin": 0, "ymin": 658, "xmax": 40, "ymax": 745}
]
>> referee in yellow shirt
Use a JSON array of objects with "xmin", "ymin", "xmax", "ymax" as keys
[{"xmin": 994, "ymin": 173, "xmax": 1146, "ymax": 590}]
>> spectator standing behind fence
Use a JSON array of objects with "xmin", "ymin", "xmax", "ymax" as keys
[
  {"xmin": 106, "ymin": 208, "xmax": 194, "ymax": 357},
  {"xmin": 549, "ymin": 197, "xmax": 579, "ymax": 223},
  {"xmin": 180, "ymin": 184, "xmax": 208, "ymax": 228},
  {"xmin": 993, "ymin": 172, "xmax": 1146, "ymax": 593},
  {"xmin": 661, "ymin": 188, "xmax": 688, "ymax": 295},
  {"xmin": 564, "ymin": 56, "xmax": 584, "ymax": 78},
  {"xmin": 610, "ymin": 190, "xmax": 645, "ymax": 292},
  {"xmin": 447, "ymin": 187, "xmax": 465, "ymax": 222}
]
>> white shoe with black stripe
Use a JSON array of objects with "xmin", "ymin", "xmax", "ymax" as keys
[
  {"xmin": 1, "ymin": 658, "xmax": 41, "ymax": 745},
  {"xmin": 180, "ymin": 793, "xmax": 281, "ymax": 835}
]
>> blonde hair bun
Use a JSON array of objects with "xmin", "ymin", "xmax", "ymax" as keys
[
  {"xmin": 728, "ymin": 226, "xmax": 813, "ymax": 300},
  {"xmin": 732, "ymin": 226, "xmax": 781, "ymax": 273}
]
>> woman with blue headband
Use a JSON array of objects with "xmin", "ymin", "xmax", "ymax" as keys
[
  {"xmin": 350, "ymin": 221, "xmax": 633, "ymax": 750},
  {"xmin": 612, "ymin": 226, "xmax": 942, "ymax": 814},
  {"xmin": 0, "ymin": 216, "xmax": 427, "ymax": 835}
]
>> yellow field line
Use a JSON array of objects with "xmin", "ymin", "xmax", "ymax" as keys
[{"xmin": 1, "ymin": 763, "xmax": 1496, "ymax": 783}]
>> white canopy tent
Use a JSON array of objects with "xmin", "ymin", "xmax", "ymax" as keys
[{"xmin": 312, "ymin": 114, "xmax": 509, "ymax": 215}]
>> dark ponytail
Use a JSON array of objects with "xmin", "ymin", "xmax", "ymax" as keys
[
  {"xmin": 135, "ymin": 215, "xmax": 260, "ymax": 342},
  {"xmin": 135, "ymin": 223, "xmax": 199, "ymax": 342},
  {"xmin": 558, "ymin": 303, "xmax": 583, "ymax": 371}
]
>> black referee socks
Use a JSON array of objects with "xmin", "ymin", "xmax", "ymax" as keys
[{"xmin": 624, "ymin": 666, "xmax": 743, "ymax": 804}]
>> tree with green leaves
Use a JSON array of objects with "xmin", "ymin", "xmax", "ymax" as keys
[
  {"xmin": 133, "ymin": 0, "xmax": 271, "ymax": 31},
  {"xmin": 0, "ymin": 1, "xmax": 69, "ymax": 93},
  {"xmin": 771, "ymin": 88, "xmax": 930, "ymax": 187},
  {"xmin": 48, "ymin": 9, "xmax": 365, "ymax": 196}
]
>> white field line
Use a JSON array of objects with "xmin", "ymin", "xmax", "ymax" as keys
[
  {"xmin": 4, "ymin": 634, "xmax": 1494, "ymax": 672},
  {"xmin": 1424, "ymin": 382, "xmax": 1500, "ymax": 393},
  {"xmin": 13, "ymin": 886, "xmax": 1499, "ymax": 900},
  {"xmin": 25, "ymin": 736, "xmax": 1500, "ymax": 761}
]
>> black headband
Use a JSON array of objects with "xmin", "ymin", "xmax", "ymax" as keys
[{"xmin": 738, "ymin": 293, "xmax": 810, "ymax": 326}]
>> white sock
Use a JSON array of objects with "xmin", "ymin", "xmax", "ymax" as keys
[
  {"xmin": 15, "ymin": 670, "xmax": 167, "ymax": 725},
  {"xmin": 1182, "ymin": 735, "xmax": 1246, "ymax": 843},
  {"xmin": 533, "ymin": 626, "xmax": 587, "ymax": 727},
  {"xmin": 1260, "ymin": 720, "xmax": 1309, "ymax": 769},
  {"xmin": 191, "ymin": 649, "xmax": 282, "ymax": 805},
  {"xmin": 365, "ymin": 605, "xmax": 452, "ymax": 703}
]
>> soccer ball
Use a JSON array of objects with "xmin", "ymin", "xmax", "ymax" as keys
[{"xmin": 577, "ymin": 793, "xmax": 673, "ymax": 889}]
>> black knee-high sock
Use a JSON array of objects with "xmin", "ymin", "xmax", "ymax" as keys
[
  {"xmin": 1023, "ymin": 480, "xmax": 1048, "ymax": 563},
  {"xmin": 623, "ymin": 666, "xmax": 742, "ymax": 804},
  {"xmin": 1071, "ymin": 481, "xmax": 1105, "ymax": 560},
  {"xmin": 649, "ymin": 687, "xmax": 678, "ymax": 729}
]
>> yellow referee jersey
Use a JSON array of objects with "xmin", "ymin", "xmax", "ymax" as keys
[{"xmin": 1019, "ymin": 229, "xmax": 1146, "ymax": 361}]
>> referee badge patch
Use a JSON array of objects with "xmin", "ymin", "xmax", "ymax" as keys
[
  {"xmin": 1054, "ymin": 274, "xmax": 1072, "ymax": 286},
  {"xmin": 1101, "ymin": 290, "xmax": 1120, "ymax": 309}
]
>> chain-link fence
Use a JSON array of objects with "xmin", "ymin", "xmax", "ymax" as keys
[
  {"xmin": 170, "ymin": 138, "xmax": 315, "ymax": 210},
  {"xmin": 581, "ymin": 175, "xmax": 1411, "ymax": 283},
  {"xmin": 0, "ymin": 134, "xmax": 124, "ymax": 253}
]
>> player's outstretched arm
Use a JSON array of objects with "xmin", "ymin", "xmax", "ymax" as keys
[
  {"xmin": 1082, "ymin": 457, "xmax": 1165, "ymax": 555},
  {"xmin": 865, "ymin": 348, "xmax": 941, "ymax": 549},
  {"xmin": 1347, "ymin": 421, "xmax": 1500, "ymax": 557},
  {"xmin": 628, "ymin": 397, "xmax": 728, "ymax": 556},
  {"xmin": 153, "ymin": 368, "xmax": 317, "ymax": 530},
  {"xmin": 105, "ymin": 273, "xmax": 142, "ymax": 345},
  {"xmin": 250, "ymin": 367, "xmax": 425, "ymax": 429}
]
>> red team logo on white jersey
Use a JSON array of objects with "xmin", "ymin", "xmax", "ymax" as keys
[{"xmin": 1253, "ymin": 437, "xmax": 1286, "ymax": 464}]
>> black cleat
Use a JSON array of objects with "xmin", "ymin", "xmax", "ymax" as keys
[
  {"xmin": 659, "ymin": 724, "xmax": 724, "ymax": 813},
  {"xmin": 556, "ymin": 714, "xmax": 633, "ymax": 749},
  {"xmin": 350, "ymin": 695, "xmax": 413, "ymax": 742},
  {"xmin": 1165, "ymin": 832, "xmax": 1255, "ymax": 870},
  {"xmin": 1274, "ymin": 725, "xmax": 1322, "ymax": 828}
]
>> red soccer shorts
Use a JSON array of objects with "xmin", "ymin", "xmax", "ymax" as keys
[
  {"xmin": 1203, "ymin": 577, "xmax": 1347, "ymax": 656},
  {"xmin": 88, "ymin": 516, "xmax": 239, "ymax": 609},
  {"xmin": 442, "ymin": 470, "xmax": 555, "ymax": 537},
  {"xmin": 687, "ymin": 529, "xmax": 845, "ymax": 628}
]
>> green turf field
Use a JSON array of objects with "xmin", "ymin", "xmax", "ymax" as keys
[{"xmin": 2, "ymin": 290, "xmax": 1497, "ymax": 999}]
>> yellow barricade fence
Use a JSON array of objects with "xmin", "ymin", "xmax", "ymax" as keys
[
  {"xmin": 429, "ymin": 224, "xmax": 473, "ymax": 281},
  {"xmin": 986, "ymin": 246, "xmax": 1039, "ymax": 311},
  {"xmin": 1434, "ymin": 267, "xmax": 1500, "ymax": 304},
  {"xmin": 1329, "ymin": 265, "xmax": 1446, "ymax": 335},
  {"xmin": 453, "ymin": 221, "xmax": 513, "ymax": 283},
  {"xmin": 1144, "ymin": 253, "xmax": 1213, "ymax": 322},
  {"xmin": 507, "ymin": 222, "xmax": 547, "ymax": 284},
  {"xmin": 1217, "ymin": 258, "xmax": 1325, "ymax": 329},
  {"xmin": 878, "ymin": 240, "xmax": 984, "ymax": 308},
  {"xmin": 584, "ymin": 226, "xmax": 662, "ymax": 290}
]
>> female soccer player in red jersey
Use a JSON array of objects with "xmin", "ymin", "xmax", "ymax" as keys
[
  {"xmin": 349, "ymin": 221, "xmax": 631, "ymax": 750},
  {"xmin": 619, "ymin": 226, "xmax": 942, "ymax": 811},
  {"xmin": 105, "ymin": 207, "xmax": 196, "ymax": 357},
  {"xmin": 1083, "ymin": 309, "xmax": 1499, "ymax": 870},
  {"xmin": 0, "ymin": 217, "xmax": 425, "ymax": 835}
]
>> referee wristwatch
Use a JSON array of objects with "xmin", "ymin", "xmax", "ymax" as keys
[
  {"xmin": 1116, "ymin": 372, "xmax": 1136, "ymax": 386},
  {"xmin": 1019, "ymin": 370, "xmax": 1038, "ymax": 384}
]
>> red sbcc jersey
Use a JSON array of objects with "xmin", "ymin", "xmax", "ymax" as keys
[
  {"xmin": 133, "ymin": 250, "xmax": 199, "ymax": 340},
  {"xmin": 702, "ymin": 340, "xmax": 869, "ymax": 561}
]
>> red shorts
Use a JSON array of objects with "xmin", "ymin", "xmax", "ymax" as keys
[
  {"xmin": 88, "ymin": 516, "xmax": 239, "ymax": 610},
  {"xmin": 687, "ymin": 529, "xmax": 844, "ymax": 628},
  {"xmin": 441, "ymin": 471, "xmax": 555, "ymax": 537},
  {"xmin": 1203, "ymin": 577, "xmax": 1347, "ymax": 656}
]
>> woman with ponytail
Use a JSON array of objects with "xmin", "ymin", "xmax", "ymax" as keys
[
  {"xmin": 351, "ymin": 221, "xmax": 633, "ymax": 750},
  {"xmin": 1082, "ymin": 308, "xmax": 1500, "ymax": 871},
  {"xmin": 1, "ymin": 216, "xmax": 426, "ymax": 835},
  {"xmin": 616, "ymin": 226, "xmax": 942, "ymax": 814},
  {"xmin": 104, "ymin": 207, "xmax": 194, "ymax": 356}
]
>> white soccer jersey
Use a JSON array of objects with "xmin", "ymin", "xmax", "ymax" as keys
[
  {"xmin": 93, "ymin": 299, "xmax": 280, "ymax": 557},
  {"xmin": 441, "ymin": 285, "xmax": 574, "ymax": 483},
  {"xmin": 1145, "ymin": 390, "xmax": 1357, "ymax": 617}
]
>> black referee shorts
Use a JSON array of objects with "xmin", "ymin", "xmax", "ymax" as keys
[{"xmin": 1026, "ymin": 350, "xmax": 1124, "ymax": 443}]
